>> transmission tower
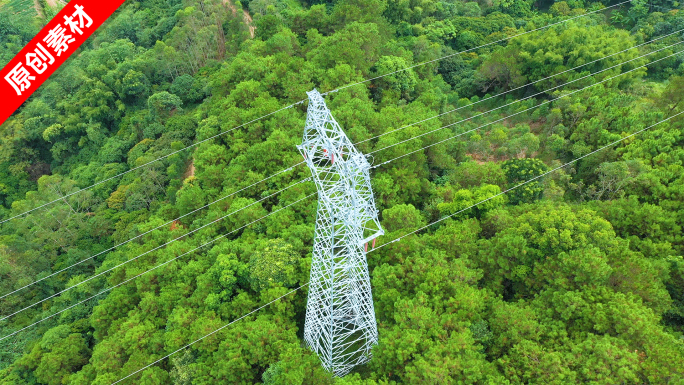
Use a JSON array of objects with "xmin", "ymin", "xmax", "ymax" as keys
[{"xmin": 297, "ymin": 89, "xmax": 384, "ymax": 376}]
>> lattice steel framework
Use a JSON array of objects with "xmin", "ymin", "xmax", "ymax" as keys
[{"xmin": 298, "ymin": 89, "xmax": 384, "ymax": 377}]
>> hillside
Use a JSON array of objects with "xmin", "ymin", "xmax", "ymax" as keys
[{"xmin": 0, "ymin": 0, "xmax": 683, "ymax": 383}]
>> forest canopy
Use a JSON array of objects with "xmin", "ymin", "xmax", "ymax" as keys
[{"xmin": 0, "ymin": 0, "xmax": 683, "ymax": 383}]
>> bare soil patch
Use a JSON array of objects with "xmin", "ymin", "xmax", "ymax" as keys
[
  {"xmin": 222, "ymin": 0, "xmax": 255, "ymax": 38},
  {"xmin": 33, "ymin": 0, "xmax": 43, "ymax": 17},
  {"xmin": 243, "ymin": 9, "xmax": 255, "ymax": 38},
  {"xmin": 183, "ymin": 158, "xmax": 196, "ymax": 180}
]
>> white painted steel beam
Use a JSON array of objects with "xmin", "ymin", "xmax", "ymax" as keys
[{"xmin": 298, "ymin": 89, "xmax": 383, "ymax": 377}]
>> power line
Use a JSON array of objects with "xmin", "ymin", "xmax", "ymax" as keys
[
  {"xmin": 0, "ymin": 0, "xmax": 639, "ymax": 225},
  {"xmin": 321, "ymin": 0, "xmax": 635, "ymax": 96},
  {"xmin": 0, "ymin": 102, "xmax": 306, "ymax": 226},
  {"xmin": 356, "ymin": 26, "xmax": 684, "ymax": 147},
  {"xmin": 0, "ymin": 178, "xmax": 311, "ymax": 323},
  {"xmin": 101, "ymin": 47, "xmax": 684, "ymax": 380},
  {"xmin": 5, "ymin": 40, "xmax": 675, "ymax": 317},
  {"xmin": 2, "ymin": 0, "xmax": 679, "ymax": 375},
  {"xmin": 106, "ymin": 10, "xmax": 684, "ymax": 382},
  {"xmin": 0, "ymin": 162, "xmax": 305, "ymax": 301},
  {"xmin": 15, "ymin": 23, "xmax": 674, "ymax": 301},
  {"xmin": 7, "ymin": 25, "xmax": 669, "ymax": 304},
  {"xmin": 105, "ymin": 48, "xmax": 684, "ymax": 383},
  {"xmin": 0, "ymin": 193, "xmax": 316, "ymax": 343},
  {"xmin": 110, "ymin": 283, "xmax": 309, "ymax": 385},
  {"xmin": 5, "ymin": 1, "xmax": 680, "ymax": 356},
  {"xmin": 376, "ymin": 110, "xmax": 684, "ymax": 247},
  {"xmin": 107, "ymin": 108, "xmax": 684, "ymax": 385},
  {"xmin": 373, "ymin": 43, "xmax": 684, "ymax": 167}
]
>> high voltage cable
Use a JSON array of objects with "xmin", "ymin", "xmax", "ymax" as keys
[
  {"xmin": 0, "ymin": 0, "xmax": 677, "ymax": 376},
  {"xmin": 102, "ymin": 48, "xmax": 683, "ymax": 379},
  {"xmin": 0, "ymin": 178, "xmax": 311, "ymax": 323},
  {"xmin": 321, "ymin": 0, "xmax": 636, "ymax": 96},
  {"xmin": 376, "ymin": 109, "xmax": 684, "ymax": 247},
  {"xmin": 110, "ymin": 283, "xmax": 308, "ymax": 385},
  {"xmin": 0, "ymin": 193, "xmax": 316, "ymax": 343},
  {"xmin": 3, "ymin": 7, "xmax": 679, "ymax": 344},
  {"xmin": 0, "ymin": 163, "xmax": 305, "ymax": 301},
  {"xmin": 108, "ymin": 108, "xmax": 684, "ymax": 385},
  {"xmin": 0, "ymin": 0, "xmax": 638, "ymax": 225},
  {"xmin": 0, "ymin": 103, "xmax": 306, "ymax": 226},
  {"xmin": 11, "ymin": 23, "xmax": 674, "ymax": 301},
  {"xmin": 356, "ymin": 26, "xmax": 684, "ymax": 147},
  {"xmin": 80, "ymin": 7, "xmax": 684, "ymax": 382},
  {"xmin": 3, "ymin": 36, "xmax": 676, "ymax": 312},
  {"xmin": 3, "ymin": 23, "xmax": 664, "ymax": 304},
  {"xmin": 5, "ymin": 47, "xmax": 679, "ymax": 380},
  {"xmin": 372, "ymin": 43, "xmax": 684, "ymax": 167}
]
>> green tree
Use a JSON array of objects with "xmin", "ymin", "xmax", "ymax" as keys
[
  {"xmin": 170, "ymin": 74, "xmax": 206, "ymax": 104},
  {"xmin": 120, "ymin": 70, "xmax": 150, "ymax": 99},
  {"xmin": 27, "ymin": 325, "xmax": 92, "ymax": 385},
  {"xmin": 249, "ymin": 239, "xmax": 300, "ymax": 292},
  {"xmin": 148, "ymin": 91, "xmax": 183, "ymax": 120},
  {"xmin": 501, "ymin": 158, "xmax": 548, "ymax": 204},
  {"xmin": 657, "ymin": 76, "xmax": 684, "ymax": 117},
  {"xmin": 372, "ymin": 56, "xmax": 417, "ymax": 101},
  {"xmin": 482, "ymin": 21, "xmax": 645, "ymax": 93}
]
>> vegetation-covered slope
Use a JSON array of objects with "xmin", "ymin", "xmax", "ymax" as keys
[{"xmin": 0, "ymin": 0, "xmax": 683, "ymax": 383}]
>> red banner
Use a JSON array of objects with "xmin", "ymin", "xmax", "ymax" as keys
[{"xmin": 0, "ymin": 0, "xmax": 127, "ymax": 125}]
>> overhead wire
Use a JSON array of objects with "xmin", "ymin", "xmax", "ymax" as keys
[
  {"xmin": 376, "ymin": 109, "xmax": 684, "ymax": 247},
  {"xmin": 13, "ymin": 22, "xmax": 677, "ymax": 301},
  {"xmin": 108, "ymin": 6, "xmax": 684, "ymax": 382},
  {"xmin": 0, "ymin": 102, "xmax": 306, "ymax": 225},
  {"xmin": 372, "ymin": 41, "xmax": 684, "ymax": 167},
  {"xmin": 4, "ymin": 0, "xmax": 681, "ymax": 355},
  {"xmin": 101, "ymin": 46, "xmax": 684, "ymax": 378},
  {"xmin": 0, "ymin": 193, "xmax": 316, "ymax": 343},
  {"xmin": 107, "ymin": 107, "xmax": 684, "ymax": 385},
  {"xmin": 0, "ymin": 0, "xmax": 640, "ymax": 225},
  {"xmin": 6, "ymin": 3, "xmax": 670, "ymax": 327},
  {"xmin": 0, "ymin": 162, "xmax": 305, "ymax": 301},
  {"xmin": 7, "ymin": 15, "xmax": 671, "ymax": 304},
  {"xmin": 0, "ymin": 178, "xmax": 312, "ymax": 323},
  {"xmin": 1, "ymin": 0, "xmax": 679, "ymax": 378},
  {"xmin": 4, "ymin": 34, "xmax": 679, "ymax": 319},
  {"xmin": 321, "ymin": 0, "xmax": 636, "ymax": 96},
  {"xmin": 110, "ymin": 283, "xmax": 308, "ymax": 385},
  {"xmin": 355, "ymin": 26, "xmax": 684, "ymax": 147}
]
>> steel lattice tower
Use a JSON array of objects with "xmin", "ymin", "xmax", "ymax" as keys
[{"xmin": 297, "ymin": 89, "xmax": 384, "ymax": 376}]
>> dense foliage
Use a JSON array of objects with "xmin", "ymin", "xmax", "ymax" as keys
[{"xmin": 1, "ymin": 0, "xmax": 683, "ymax": 383}]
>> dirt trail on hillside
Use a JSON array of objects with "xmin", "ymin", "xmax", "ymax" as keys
[
  {"xmin": 35, "ymin": 0, "xmax": 61, "ymax": 17},
  {"xmin": 223, "ymin": 0, "xmax": 255, "ymax": 38},
  {"xmin": 33, "ymin": 0, "xmax": 43, "ymax": 17},
  {"xmin": 183, "ymin": 158, "xmax": 196, "ymax": 180},
  {"xmin": 243, "ymin": 9, "xmax": 255, "ymax": 38}
]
